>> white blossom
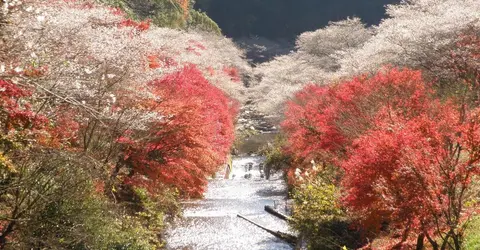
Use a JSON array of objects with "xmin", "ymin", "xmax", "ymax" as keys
[
  {"xmin": 36, "ymin": 15, "xmax": 44, "ymax": 22},
  {"xmin": 253, "ymin": 0, "xmax": 480, "ymax": 117},
  {"xmin": 338, "ymin": 0, "xmax": 480, "ymax": 79},
  {"xmin": 251, "ymin": 18, "xmax": 371, "ymax": 116},
  {"xmin": 1, "ymin": 0, "xmax": 250, "ymax": 147}
]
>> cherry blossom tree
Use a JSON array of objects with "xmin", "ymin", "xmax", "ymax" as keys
[
  {"xmin": 338, "ymin": 0, "xmax": 480, "ymax": 81},
  {"xmin": 0, "ymin": 0, "xmax": 246, "ymax": 246},
  {"xmin": 0, "ymin": 0, "xmax": 245, "ymax": 198},
  {"xmin": 254, "ymin": 0, "xmax": 480, "ymax": 118},
  {"xmin": 251, "ymin": 18, "xmax": 371, "ymax": 116}
]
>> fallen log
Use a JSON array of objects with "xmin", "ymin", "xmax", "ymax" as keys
[
  {"xmin": 237, "ymin": 214, "xmax": 297, "ymax": 245},
  {"xmin": 264, "ymin": 205, "xmax": 291, "ymax": 221}
]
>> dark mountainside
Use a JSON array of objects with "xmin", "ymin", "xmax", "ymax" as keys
[{"xmin": 195, "ymin": 0, "xmax": 400, "ymax": 63}]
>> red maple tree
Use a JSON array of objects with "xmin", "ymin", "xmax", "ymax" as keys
[
  {"xmin": 115, "ymin": 65, "xmax": 236, "ymax": 197},
  {"xmin": 283, "ymin": 68, "xmax": 480, "ymax": 249}
]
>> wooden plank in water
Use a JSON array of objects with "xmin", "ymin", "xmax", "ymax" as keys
[
  {"xmin": 264, "ymin": 205, "xmax": 291, "ymax": 221},
  {"xmin": 236, "ymin": 214, "xmax": 297, "ymax": 245}
]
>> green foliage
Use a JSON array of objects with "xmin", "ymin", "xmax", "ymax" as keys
[
  {"xmin": 0, "ymin": 151, "xmax": 161, "ymax": 250},
  {"xmin": 149, "ymin": 1, "xmax": 186, "ymax": 29},
  {"xmin": 290, "ymin": 175, "xmax": 360, "ymax": 250},
  {"xmin": 188, "ymin": 10, "xmax": 221, "ymax": 34},
  {"xmin": 96, "ymin": 0, "xmax": 186, "ymax": 28},
  {"xmin": 232, "ymin": 128, "xmax": 258, "ymax": 153},
  {"xmin": 97, "ymin": 0, "xmax": 222, "ymax": 32},
  {"xmin": 133, "ymin": 187, "xmax": 181, "ymax": 233},
  {"xmin": 464, "ymin": 216, "xmax": 480, "ymax": 250},
  {"xmin": 96, "ymin": 0, "xmax": 136, "ymax": 16},
  {"xmin": 16, "ymin": 193, "xmax": 158, "ymax": 250},
  {"xmin": 260, "ymin": 134, "xmax": 290, "ymax": 172}
]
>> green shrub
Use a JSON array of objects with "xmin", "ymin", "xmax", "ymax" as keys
[
  {"xmin": 18, "ymin": 194, "xmax": 159, "ymax": 250},
  {"xmin": 464, "ymin": 216, "xmax": 480, "ymax": 250},
  {"xmin": 188, "ymin": 10, "xmax": 221, "ymax": 34},
  {"xmin": 97, "ymin": 0, "xmax": 186, "ymax": 28},
  {"xmin": 97, "ymin": 0, "xmax": 222, "ymax": 33},
  {"xmin": 290, "ymin": 176, "xmax": 361, "ymax": 250},
  {"xmin": 260, "ymin": 134, "xmax": 290, "ymax": 172},
  {"xmin": 9, "ymin": 171, "xmax": 162, "ymax": 250},
  {"xmin": 0, "ymin": 150, "xmax": 176, "ymax": 249}
]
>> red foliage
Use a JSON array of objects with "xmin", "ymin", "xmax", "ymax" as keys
[
  {"xmin": 147, "ymin": 55, "xmax": 161, "ymax": 69},
  {"xmin": 22, "ymin": 65, "xmax": 48, "ymax": 77},
  {"xmin": 42, "ymin": 107, "xmax": 80, "ymax": 148},
  {"xmin": 0, "ymin": 79, "xmax": 47, "ymax": 133},
  {"xmin": 0, "ymin": 79, "xmax": 79, "ymax": 150},
  {"xmin": 186, "ymin": 46, "xmax": 202, "ymax": 56},
  {"xmin": 283, "ymin": 68, "xmax": 429, "ymax": 171},
  {"xmin": 342, "ymin": 100, "xmax": 480, "ymax": 248},
  {"xmin": 109, "ymin": 7, "xmax": 125, "ymax": 16},
  {"xmin": 206, "ymin": 66, "xmax": 215, "ymax": 76},
  {"xmin": 119, "ymin": 19, "xmax": 151, "ymax": 32},
  {"xmin": 222, "ymin": 66, "xmax": 241, "ymax": 82},
  {"xmin": 117, "ymin": 66, "xmax": 236, "ymax": 197},
  {"xmin": 147, "ymin": 54, "xmax": 178, "ymax": 69},
  {"xmin": 188, "ymin": 40, "xmax": 207, "ymax": 50},
  {"xmin": 177, "ymin": 0, "xmax": 190, "ymax": 19},
  {"xmin": 282, "ymin": 68, "xmax": 480, "ymax": 247}
]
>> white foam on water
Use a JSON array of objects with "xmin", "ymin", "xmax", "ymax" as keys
[{"xmin": 166, "ymin": 156, "xmax": 294, "ymax": 250}]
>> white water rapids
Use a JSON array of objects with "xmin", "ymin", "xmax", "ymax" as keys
[{"xmin": 166, "ymin": 156, "xmax": 294, "ymax": 250}]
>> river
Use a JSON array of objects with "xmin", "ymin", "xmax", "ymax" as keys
[{"xmin": 166, "ymin": 156, "xmax": 294, "ymax": 250}]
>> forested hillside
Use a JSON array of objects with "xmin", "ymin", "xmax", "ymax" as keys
[
  {"xmin": 195, "ymin": 0, "xmax": 400, "ymax": 40},
  {"xmin": 194, "ymin": 0, "xmax": 401, "ymax": 63},
  {"xmin": 102, "ymin": 0, "xmax": 221, "ymax": 33}
]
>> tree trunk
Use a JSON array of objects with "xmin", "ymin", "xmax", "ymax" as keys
[
  {"xmin": 424, "ymin": 231, "xmax": 439, "ymax": 250},
  {"xmin": 416, "ymin": 233, "xmax": 425, "ymax": 250},
  {"xmin": 452, "ymin": 234, "xmax": 461, "ymax": 250},
  {"xmin": 0, "ymin": 221, "xmax": 16, "ymax": 249},
  {"xmin": 441, "ymin": 232, "xmax": 452, "ymax": 250}
]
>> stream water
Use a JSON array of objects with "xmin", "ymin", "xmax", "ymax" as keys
[{"xmin": 166, "ymin": 156, "xmax": 294, "ymax": 250}]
